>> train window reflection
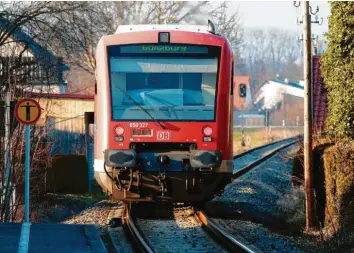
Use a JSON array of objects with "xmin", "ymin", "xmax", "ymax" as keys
[{"xmin": 109, "ymin": 57, "xmax": 218, "ymax": 121}]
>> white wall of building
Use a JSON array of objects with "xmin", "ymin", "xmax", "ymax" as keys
[{"xmin": 254, "ymin": 80, "xmax": 304, "ymax": 110}]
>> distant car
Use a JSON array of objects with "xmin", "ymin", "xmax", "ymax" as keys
[{"xmin": 94, "ymin": 21, "xmax": 235, "ymax": 203}]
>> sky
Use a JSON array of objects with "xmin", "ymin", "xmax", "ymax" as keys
[{"xmin": 225, "ymin": 1, "xmax": 330, "ymax": 36}]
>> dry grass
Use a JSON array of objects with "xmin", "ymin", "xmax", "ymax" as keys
[
  {"xmin": 277, "ymin": 185, "xmax": 306, "ymax": 232},
  {"xmin": 233, "ymin": 127, "xmax": 303, "ymax": 154}
]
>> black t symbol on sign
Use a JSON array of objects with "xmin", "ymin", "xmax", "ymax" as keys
[{"xmin": 20, "ymin": 102, "xmax": 36, "ymax": 121}]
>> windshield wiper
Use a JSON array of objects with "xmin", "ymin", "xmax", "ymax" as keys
[{"xmin": 114, "ymin": 86, "xmax": 165, "ymax": 130}]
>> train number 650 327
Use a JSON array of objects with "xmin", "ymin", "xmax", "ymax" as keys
[{"xmin": 129, "ymin": 123, "xmax": 148, "ymax": 128}]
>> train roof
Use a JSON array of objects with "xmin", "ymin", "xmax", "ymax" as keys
[{"xmin": 115, "ymin": 24, "xmax": 213, "ymax": 35}]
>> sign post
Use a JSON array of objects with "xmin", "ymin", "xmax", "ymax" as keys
[
  {"xmin": 24, "ymin": 125, "xmax": 30, "ymax": 222},
  {"xmin": 239, "ymin": 83, "xmax": 247, "ymax": 146},
  {"xmin": 14, "ymin": 98, "xmax": 41, "ymax": 223}
]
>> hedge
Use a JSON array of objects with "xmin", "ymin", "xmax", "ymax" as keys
[
  {"xmin": 323, "ymin": 141, "xmax": 354, "ymax": 233},
  {"xmin": 321, "ymin": 2, "xmax": 354, "ymax": 139}
]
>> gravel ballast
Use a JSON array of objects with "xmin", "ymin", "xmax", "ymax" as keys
[
  {"xmin": 62, "ymin": 200, "xmax": 133, "ymax": 253},
  {"xmin": 137, "ymin": 206, "xmax": 227, "ymax": 253},
  {"xmin": 54, "ymin": 142, "xmax": 315, "ymax": 252},
  {"xmin": 207, "ymin": 144, "xmax": 311, "ymax": 252},
  {"xmin": 63, "ymin": 200, "xmax": 122, "ymax": 227},
  {"xmin": 233, "ymin": 138, "xmax": 296, "ymax": 173}
]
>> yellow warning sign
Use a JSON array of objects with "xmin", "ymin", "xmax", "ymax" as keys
[{"xmin": 15, "ymin": 99, "xmax": 41, "ymax": 125}]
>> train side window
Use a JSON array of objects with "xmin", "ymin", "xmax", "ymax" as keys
[{"xmin": 231, "ymin": 61, "xmax": 234, "ymax": 95}]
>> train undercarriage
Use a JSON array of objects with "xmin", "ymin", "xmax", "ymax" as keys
[
  {"xmin": 95, "ymin": 142, "xmax": 233, "ymax": 202},
  {"xmin": 95, "ymin": 170, "xmax": 232, "ymax": 202}
]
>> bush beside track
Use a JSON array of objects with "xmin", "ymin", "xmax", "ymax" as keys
[
  {"xmin": 323, "ymin": 141, "xmax": 354, "ymax": 234},
  {"xmin": 293, "ymin": 140, "xmax": 354, "ymax": 240}
]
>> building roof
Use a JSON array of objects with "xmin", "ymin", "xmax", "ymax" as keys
[
  {"xmin": 270, "ymin": 79, "xmax": 304, "ymax": 90},
  {"xmin": 0, "ymin": 16, "xmax": 69, "ymax": 71},
  {"xmin": 253, "ymin": 79, "xmax": 304, "ymax": 111},
  {"xmin": 28, "ymin": 93, "xmax": 94, "ymax": 100}
]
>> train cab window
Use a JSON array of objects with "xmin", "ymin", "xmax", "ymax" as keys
[
  {"xmin": 108, "ymin": 44, "xmax": 221, "ymax": 121},
  {"xmin": 126, "ymin": 73, "xmax": 146, "ymax": 90},
  {"xmin": 148, "ymin": 73, "xmax": 179, "ymax": 89},
  {"xmin": 183, "ymin": 73, "xmax": 202, "ymax": 91},
  {"xmin": 182, "ymin": 73, "xmax": 203, "ymax": 105}
]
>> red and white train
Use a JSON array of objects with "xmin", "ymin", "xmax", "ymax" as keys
[{"xmin": 94, "ymin": 21, "xmax": 235, "ymax": 202}]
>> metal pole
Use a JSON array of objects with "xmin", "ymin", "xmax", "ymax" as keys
[
  {"xmin": 303, "ymin": 0, "xmax": 314, "ymax": 230},
  {"xmin": 4, "ymin": 90, "xmax": 11, "ymax": 221},
  {"xmin": 241, "ymin": 103, "xmax": 245, "ymax": 146},
  {"xmin": 265, "ymin": 110, "xmax": 268, "ymax": 139},
  {"xmin": 25, "ymin": 125, "xmax": 30, "ymax": 223}
]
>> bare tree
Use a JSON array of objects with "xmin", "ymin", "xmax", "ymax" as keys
[
  {"xmin": 0, "ymin": 2, "xmax": 86, "ymax": 94},
  {"xmin": 50, "ymin": 1, "xmax": 245, "ymax": 94},
  {"xmin": 33, "ymin": 1, "xmax": 213, "ymax": 94},
  {"xmin": 0, "ymin": 1, "xmax": 86, "ymax": 222},
  {"xmin": 240, "ymin": 28, "xmax": 302, "ymax": 89},
  {"xmin": 110, "ymin": 1, "xmax": 209, "ymax": 25},
  {"xmin": 41, "ymin": 1, "xmax": 210, "ymax": 76},
  {"xmin": 210, "ymin": 2, "xmax": 243, "ymax": 54}
]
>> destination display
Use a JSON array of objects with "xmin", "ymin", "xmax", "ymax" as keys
[{"xmin": 113, "ymin": 44, "xmax": 209, "ymax": 54}]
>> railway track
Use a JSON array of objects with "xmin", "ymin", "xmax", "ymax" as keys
[
  {"xmin": 122, "ymin": 205, "xmax": 154, "ymax": 253},
  {"xmin": 233, "ymin": 135, "xmax": 301, "ymax": 179},
  {"xmin": 114, "ymin": 203, "xmax": 259, "ymax": 253},
  {"xmin": 105, "ymin": 136, "xmax": 301, "ymax": 253},
  {"xmin": 195, "ymin": 210, "xmax": 259, "ymax": 253},
  {"xmin": 123, "ymin": 204, "xmax": 226, "ymax": 253}
]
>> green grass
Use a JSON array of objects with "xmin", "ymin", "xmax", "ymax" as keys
[
  {"xmin": 89, "ymin": 179, "xmax": 109, "ymax": 202},
  {"xmin": 46, "ymin": 179, "xmax": 108, "ymax": 204}
]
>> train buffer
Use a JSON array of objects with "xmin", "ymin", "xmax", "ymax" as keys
[{"xmin": 0, "ymin": 222, "xmax": 107, "ymax": 253}]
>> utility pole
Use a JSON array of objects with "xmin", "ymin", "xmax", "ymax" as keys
[
  {"xmin": 297, "ymin": 34, "xmax": 320, "ymax": 56},
  {"xmin": 303, "ymin": 1, "xmax": 314, "ymax": 230},
  {"xmin": 294, "ymin": 0, "xmax": 323, "ymax": 231}
]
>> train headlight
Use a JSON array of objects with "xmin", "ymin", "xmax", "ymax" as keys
[
  {"xmin": 202, "ymin": 126, "xmax": 213, "ymax": 136},
  {"xmin": 114, "ymin": 125, "xmax": 124, "ymax": 136}
]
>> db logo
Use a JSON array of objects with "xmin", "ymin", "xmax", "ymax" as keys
[{"xmin": 157, "ymin": 131, "xmax": 170, "ymax": 140}]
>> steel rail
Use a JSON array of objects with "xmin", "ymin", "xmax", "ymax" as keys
[
  {"xmin": 233, "ymin": 135, "xmax": 301, "ymax": 160},
  {"xmin": 233, "ymin": 139, "xmax": 298, "ymax": 180},
  {"xmin": 122, "ymin": 205, "xmax": 154, "ymax": 253},
  {"xmin": 195, "ymin": 210, "xmax": 260, "ymax": 253}
]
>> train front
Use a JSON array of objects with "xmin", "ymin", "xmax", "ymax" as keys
[{"xmin": 94, "ymin": 26, "xmax": 234, "ymax": 202}]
